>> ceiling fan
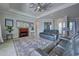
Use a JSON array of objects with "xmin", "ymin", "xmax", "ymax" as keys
[{"xmin": 29, "ymin": 3, "xmax": 51, "ymax": 12}]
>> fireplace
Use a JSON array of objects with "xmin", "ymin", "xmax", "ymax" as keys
[{"xmin": 19, "ymin": 28, "xmax": 29, "ymax": 37}]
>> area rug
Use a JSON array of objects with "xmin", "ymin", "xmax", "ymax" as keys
[{"xmin": 13, "ymin": 37, "xmax": 52, "ymax": 56}]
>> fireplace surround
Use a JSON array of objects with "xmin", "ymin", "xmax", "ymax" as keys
[{"xmin": 19, "ymin": 28, "xmax": 29, "ymax": 37}]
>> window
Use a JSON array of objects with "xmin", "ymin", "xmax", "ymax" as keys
[
  {"xmin": 62, "ymin": 22, "xmax": 66, "ymax": 35},
  {"xmin": 69, "ymin": 22, "xmax": 73, "ymax": 31},
  {"xmin": 59, "ymin": 22, "xmax": 62, "ymax": 34},
  {"xmin": 44, "ymin": 22, "xmax": 51, "ymax": 30}
]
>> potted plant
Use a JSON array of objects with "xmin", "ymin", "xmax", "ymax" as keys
[{"xmin": 6, "ymin": 26, "xmax": 13, "ymax": 33}]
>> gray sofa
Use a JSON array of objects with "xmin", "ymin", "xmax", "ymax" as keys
[
  {"xmin": 39, "ymin": 30, "xmax": 59, "ymax": 41},
  {"xmin": 30, "ymin": 37, "xmax": 70, "ymax": 56}
]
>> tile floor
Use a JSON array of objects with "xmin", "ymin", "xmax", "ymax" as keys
[
  {"xmin": 0, "ymin": 36, "xmax": 36, "ymax": 56},
  {"xmin": 0, "ymin": 40, "xmax": 17, "ymax": 56}
]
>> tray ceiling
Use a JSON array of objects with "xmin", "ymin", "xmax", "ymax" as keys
[
  {"xmin": 9, "ymin": 3, "xmax": 65, "ymax": 17},
  {"xmin": 0, "ymin": 3, "xmax": 78, "ymax": 19}
]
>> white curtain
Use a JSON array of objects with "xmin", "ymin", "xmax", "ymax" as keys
[{"xmin": 0, "ymin": 24, "xmax": 3, "ymax": 42}]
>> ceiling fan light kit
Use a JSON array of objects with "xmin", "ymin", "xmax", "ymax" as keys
[{"xmin": 29, "ymin": 3, "xmax": 51, "ymax": 12}]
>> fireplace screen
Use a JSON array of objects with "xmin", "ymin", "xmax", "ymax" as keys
[{"xmin": 19, "ymin": 28, "xmax": 29, "ymax": 37}]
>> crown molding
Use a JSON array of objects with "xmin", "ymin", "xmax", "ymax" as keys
[
  {"xmin": 8, "ymin": 9, "xmax": 36, "ymax": 19},
  {"xmin": 0, "ymin": 9, "xmax": 36, "ymax": 22}
]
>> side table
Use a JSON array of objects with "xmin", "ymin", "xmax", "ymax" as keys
[{"xmin": 6, "ymin": 33, "xmax": 13, "ymax": 40}]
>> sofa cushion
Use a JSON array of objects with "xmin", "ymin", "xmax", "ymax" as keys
[
  {"xmin": 44, "ymin": 30, "xmax": 59, "ymax": 35},
  {"xmin": 49, "ymin": 46, "xmax": 65, "ymax": 56},
  {"xmin": 42, "ymin": 41, "xmax": 58, "ymax": 53},
  {"xmin": 39, "ymin": 33, "xmax": 56, "ymax": 41}
]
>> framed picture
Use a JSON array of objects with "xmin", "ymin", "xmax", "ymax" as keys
[
  {"xmin": 5, "ymin": 19, "xmax": 14, "ymax": 27},
  {"xmin": 30, "ymin": 23, "xmax": 34, "ymax": 31},
  {"xmin": 16, "ymin": 20, "xmax": 29, "ymax": 28}
]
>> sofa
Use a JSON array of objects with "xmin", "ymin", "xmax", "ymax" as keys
[
  {"xmin": 29, "ymin": 37, "xmax": 71, "ymax": 56},
  {"xmin": 39, "ymin": 30, "xmax": 59, "ymax": 41}
]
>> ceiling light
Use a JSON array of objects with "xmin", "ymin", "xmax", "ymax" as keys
[
  {"xmin": 37, "ymin": 6, "xmax": 40, "ymax": 9},
  {"xmin": 29, "ymin": 3, "xmax": 51, "ymax": 12}
]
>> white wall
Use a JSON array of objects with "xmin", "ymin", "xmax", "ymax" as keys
[
  {"xmin": 0, "ymin": 10, "xmax": 35, "ymax": 41},
  {"xmin": 0, "ymin": 24, "xmax": 3, "ymax": 42},
  {"xmin": 0, "ymin": 12, "xmax": 6, "ymax": 41}
]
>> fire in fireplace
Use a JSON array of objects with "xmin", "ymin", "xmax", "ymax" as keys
[{"xmin": 19, "ymin": 28, "xmax": 29, "ymax": 37}]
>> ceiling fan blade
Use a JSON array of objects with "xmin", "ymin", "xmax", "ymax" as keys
[
  {"xmin": 38, "ymin": 8, "xmax": 42, "ymax": 12},
  {"xmin": 42, "ymin": 3, "xmax": 52, "ymax": 10},
  {"xmin": 29, "ymin": 3, "xmax": 36, "ymax": 8},
  {"xmin": 30, "ymin": 3, "xmax": 51, "ymax": 12},
  {"xmin": 38, "ymin": 3, "xmax": 41, "ymax": 6},
  {"xmin": 34, "ymin": 8, "xmax": 37, "ymax": 11},
  {"xmin": 29, "ymin": 6, "xmax": 34, "ymax": 8},
  {"xmin": 38, "ymin": 3, "xmax": 42, "ymax": 8}
]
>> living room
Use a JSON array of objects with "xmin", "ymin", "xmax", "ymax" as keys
[{"xmin": 0, "ymin": 3, "xmax": 79, "ymax": 56}]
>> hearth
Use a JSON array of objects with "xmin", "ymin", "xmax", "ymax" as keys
[{"xmin": 19, "ymin": 28, "xmax": 29, "ymax": 37}]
